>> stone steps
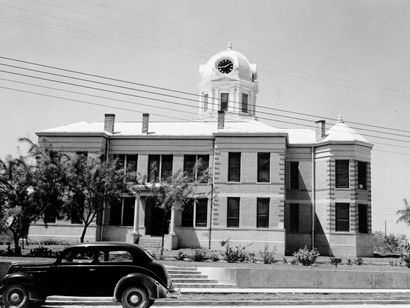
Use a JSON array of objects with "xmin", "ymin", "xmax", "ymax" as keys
[{"xmin": 165, "ymin": 265, "xmax": 236, "ymax": 289}]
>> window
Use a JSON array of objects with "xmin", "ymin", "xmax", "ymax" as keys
[
  {"xmin": 181, "ymin": 199, "xmax": 194, "ymax": 227},
  {"xmin": 148, "ymin": 155, "xmax": 173, "ymax": 182},
  {"xmin": 220, "ymin": 93, "xmax": 229, "ymax": 111},
  {"xmin": 183, "ymin": 154, "xmax": 209, "ymax": 183},
  {"xmin": 289, "ymin": 203, "xmax": 299, "ymax": 232},
  {"xmin": 114, "ymin": 154, "xmax": 125, "ymax": 171},
  {"xmin": 97, "ymin": 250, "xmax": 133, "ymax": 263},
  {"xmin": 228, "ymin": 152, "xmax": 241, "ymax": 182},
  {"xmin": 109, "ymin": 197, "xmax": 135, "ymax": 226},
  {"xmin": 290, "ymin": 162, "xmax": 299, "ymax": 189},
  {"xmin": 114, "ymin": 154, "xmax": 138, "ymax": 180},
  {"xmin": 257, "ymin": 198, "xmax": 269, "ymax": 228},
  {"xmin": 336, "ymin": 203, "xmax": 350, "ymax": 232},
  {"xmin": 241, "ymin": 93, "xmax": 248, "ymax": 113},
  {"xmin": 335, "ymin": 160, "xmax": 349, "ymax": 188},
  {"xmin": 257, "ymin": 153, "xmax": 270, "ymax": 182},
  {"xmin": 358, "ymin": 161, "xmax": 367, "ymax": 190},
  {"xmin": 60, "ymin": 248, "xmax": 94, "ymax": 264},
  {"xmin": 227, "ymin": 197, "xmax": 240, "ymax": 227},
  {"xmin": 195, "ymin": 199, "xmax": 208, "ymax": 227},
  {"xmin": 204, "ymin": 94, "xmax": 208, "ymax": 111},
  {"xmin": 358, "ymin": 204, "xmax": 368, "ymax": 233},
  {"xmin": 71, "ymin": 195, "xmax": 83, "ymax": 224}
]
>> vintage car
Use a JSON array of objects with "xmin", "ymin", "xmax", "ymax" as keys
[{"xmin": 0, "ymin": 242, "xmax": 177, "ymax": 308}]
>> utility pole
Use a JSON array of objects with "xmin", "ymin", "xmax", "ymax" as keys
[{"xmin": 384, "ymin": 220, "xmax": 387, "ymax": 236}]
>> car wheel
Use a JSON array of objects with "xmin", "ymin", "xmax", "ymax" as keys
[
  {"xmin": 2, "ymin": 284, "xmax": 29, "ymax": 308},
  {"xmin": 121, "ymin": 286, "xmax": 150, "ymax": 308}
]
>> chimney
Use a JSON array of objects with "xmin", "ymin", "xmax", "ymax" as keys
[
  {"xmin": 142, "ymin": 113, "xmax": 149, "ymax": 134},
  {"xmin": 218, "ymin": 111, "xmax": 225, "ymax": 129},
  {"xmin": 104, "ymin": 113, "xmax": 115, "ymax": 133},
  {"xmin": 315, "ymin": 120, "xmax": 326, "ymax": 141}
]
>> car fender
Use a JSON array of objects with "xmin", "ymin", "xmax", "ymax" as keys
[
  {"xmin": 113, "ymin": 273, "xmax": 167, "ymax": 301},
  {"xmin": 0, "ymin": 272, "xmax": 46, "ymax": 301}
]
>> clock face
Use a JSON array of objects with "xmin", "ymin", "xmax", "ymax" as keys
[{"xmin": 217, "ymin": 59, "xmax": 233, "ymax": 74}]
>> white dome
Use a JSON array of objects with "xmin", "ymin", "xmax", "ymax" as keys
[{"xmin": 199, "ymin": 43, "xmax": 257, "ymax": 82}]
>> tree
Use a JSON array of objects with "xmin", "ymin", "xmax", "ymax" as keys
[
  {"xmin": 397, "ymin": 198, "xmax": 410, "ymax": 226},
  {"xmin": 63, "ymin": 156, "xmax": 128, "ymax": 243},
  {"xmin": 0, "ymin": 156, "xmax": 36, "ymax": 255},
  {"xmin": 132, "ymin": 160, "xmax": 210, "ymax": 256}
]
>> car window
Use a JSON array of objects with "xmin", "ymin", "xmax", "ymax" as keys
[
  {"xmin": 60, "ymin": 249, "xmax": 94, "ymax": 264},
  {"xmin": 97, "ymin": 250, "xmax": 133, "ymax": 263}
]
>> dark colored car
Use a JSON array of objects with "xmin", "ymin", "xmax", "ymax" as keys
[{"xmin": 0, "ymin": 242, "xmax": 178, "ymax": 308}]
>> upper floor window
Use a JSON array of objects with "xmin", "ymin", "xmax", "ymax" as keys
[
  {"xmin": 183, "ymin": 155, "xmax": 209, "ymax": 183},
  {"xmin": 289, "ymin": 203, "xmax": 299, "ymax": 232},
  {"xmin": 148, "ymin": 155, "xmax": 173, "ymax": 182},
  {"xmin": 335, "ymin": 203, "xmax": 350, "ymax": 232},
  {"xmin": 227, "ymin": 197, "xmax": 240, "ymax": 227},
  {"xmin": 358, "ymin": 204, "xmax": 368, "ymax": 233},
  {"xmin": 257, "ymin": 153, "xmax": 270, "ymax": 182},
  {"xmin": 358, "ymin": 161, "xmax": 367, "ymax": 190},
  {"xmin": 220, "ymin": 93, "xmax": 229, "ymax": 111},
  {"xmin": 228, "ymin": 152, "xmax": 241, "ymax": 182},
  {"xmin": 114, "ymin": 154, "xmax": 138, "ymax": 176},
  {"xmin": 335, "ymin": 160, "xmax": 349, "ymax": 188},
  {"xmin": 241, "ymin": 93, "xmax": 248, "ymax": 113},
  {"xmin": 204, "ymin": 94, "xmax": 209, "ymax": 111},
  {"xmin": 290, "ymin": 161, "xmax": 299, "ymax": 189},
  {"xmin": 257, "ymin": 198, "xmax": 269, "ymax": 228}
]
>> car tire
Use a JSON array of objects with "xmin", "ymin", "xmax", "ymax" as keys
[
  {"xmin": 121, "ymin": 286, "xmax": 151, "ymax": 308},
  {"xmin": 2, "ymin": 284, "xmax": 30, "ymax": 308}
]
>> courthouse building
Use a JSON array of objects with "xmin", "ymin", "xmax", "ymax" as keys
[{"xmin": 33, "ymin": 44, "xmax": 373, "ymax": 256}]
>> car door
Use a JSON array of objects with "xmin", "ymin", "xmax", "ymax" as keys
[
  {"xmin": 50, "ymin": 247, "xmax": 99, "ymax": 296},
  {"xmin": 93, "ymin": 248, "xmax": 136, "ymax": 296}
]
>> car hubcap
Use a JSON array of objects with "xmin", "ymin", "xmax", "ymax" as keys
[
  {"xmin": 130, "ymin": 293, "xmax": 141, "ymax": 304},
  {"xmin": 10, "ymin": 291, "xmax": 22, "ymax": 304}
]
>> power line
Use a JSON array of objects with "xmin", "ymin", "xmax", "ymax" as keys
[{"xmin": 2, "ymin": 55, "xmax": 410, "ymax": 136}]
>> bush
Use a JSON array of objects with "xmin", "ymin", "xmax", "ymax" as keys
[
  {"xmin": 373, "ymin": 232, "xmax": 408, "ymax": 255},
  {"xmin": 259, "ymin": 244, "xmax": 277, "ymax": 264},
  {"xmin": 27, "ymin": 247, "xmax": 54, "ymax": 258},
  {"xmin": 176, "ymin": 250, "xmax": 185, "ymax": 261},
  {"xmin": 193, "ymin": 249, "xmax": 206, "ymax": 262},
  {"xmin": 210, "ymin": 253, "xmax": 220, "ymax": 262},
  {"xmin": 292, "ymin": 246, "xmax": 320, "ymax": 266},
  {"xmin": 401, "ymin": 250, "xmax": 410, "ymax": 268},
  {"xmin": 220, "ymin": 239, "xmax": 249, "ymax": 263},
  {"xmin": 355, "ymin": 257, "xmax": 364, "ymax": 265}
]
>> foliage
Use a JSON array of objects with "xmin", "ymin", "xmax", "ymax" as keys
[
  {"xmin": 210, "ymin": 253, "xmax": 220, "ymax": 262},
  {"xmin": 0, "ymin": 155, "xmax": 38, "ymax": 255},
  {"xmin": 397, "ymin": 198, "xmax": 410, "ymax": 226},
  {"xmin": 220, "ymin": 239, "xmax": 249, "ymax": 263},
  {"xmin": 259, "ymin": 244, "xmax": 278, "ymax": 264},
  {"xmin": 27, "ymin": 246, "xmax": 54, "ymax": 258},
  {"xmin": 63, "ymin": 156, "xmax": 128, "ymax": 243},
  {"xmin": 193, "ymin": 249, "xmax": 206, "ymax": 262},
  {"xmin": 292, "ymin": 246, "xmax": 320, "ymax": 266},
  {"xmin": 400, "ymin": 250, "xmax": 410, "ymax": 268},
  {"xmin": 176, "ymin": 250, "xmax": 185, "ymax": 261},
  {"xmin": 373, "ymin": 231, "xmax": 408, "ymax": 255}
]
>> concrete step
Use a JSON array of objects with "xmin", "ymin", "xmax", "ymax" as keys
[
  {"xmin": 170, "ymin": 274, "xmax": 208, "ymax": 279},
  {"xmin": 172, "ymin": 278, "xmax": 219, "ymax": 284},
  {"xmin": 173, "ymin": 283, "xmax": 237, "ymax": 288}
]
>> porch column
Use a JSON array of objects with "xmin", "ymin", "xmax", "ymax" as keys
[
  {"xmin": 169, "ymin": 206, "xmax": 176, "ymax": 235},
  {"xmin": 132, "ymin": 193, "xmax": 140, "ymax": 242}
]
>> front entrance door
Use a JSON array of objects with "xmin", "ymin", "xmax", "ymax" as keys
[{"xmin": 144, "ymin": 197, "xmax": 168, "ymax": 236}]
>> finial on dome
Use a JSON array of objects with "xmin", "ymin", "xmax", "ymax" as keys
[
  {"xmin": 226, "ymin": 42, "xmax": 232, "ymax": 50},
  {"xmin": 337, "ymin": 115, "xmax": 344, "ymax": 123}
]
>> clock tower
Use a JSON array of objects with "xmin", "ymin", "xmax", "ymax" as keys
[{"xmin": 198, "ymin": 42, "xmax": 259, "ymax": 118}]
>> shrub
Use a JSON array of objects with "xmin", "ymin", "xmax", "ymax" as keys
[
  {"xmin": 210, "ymin": 253, "xmax": 220, "ymax": 262},
  {"xmin": 373, "ymin": 232, "xmax": 408, "ymax": 255},
  {"xmin": 400, "ymin": 250, "xmax": 410, "ymax": 268},
  {"xmin": 176, "ymin": 250, "xmax": 185, "ymax": 261},
  {"xmin": 355, "ymin": 257, "xmax": 364, "ymax": 265},
  {"xmin": 259, "ymin": 244, "xmax": 277, "ymax": 264},
  {"xmin": 193, "ymin": 249, "xmax": 206, "ymax": 262},
  {"xmin": 292, "ymin": 246, "xmax": 320, "ymax": 266},
  {"xmin": 221, "ymin": 239, "xmax": 249, "ymax": 263},
  {"xmin": 330, "ymin": 257, "xmax": 341, "ymax": 266},
  {"xmin": 246, "ymin": 252, "xmax": 257, "ymax": 263},
  {"xmin": 27, "ymin": 247, "xmax": 54, "ymax": 258}
]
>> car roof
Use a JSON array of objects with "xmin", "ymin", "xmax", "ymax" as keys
[{"xmin": 67, "ymin": 242, "xmax": 142, "ymax": 250}]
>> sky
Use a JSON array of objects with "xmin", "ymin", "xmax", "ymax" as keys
[{"xmin": 1, "ymin": 0, "xmax": 410, "ymax": 235}]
